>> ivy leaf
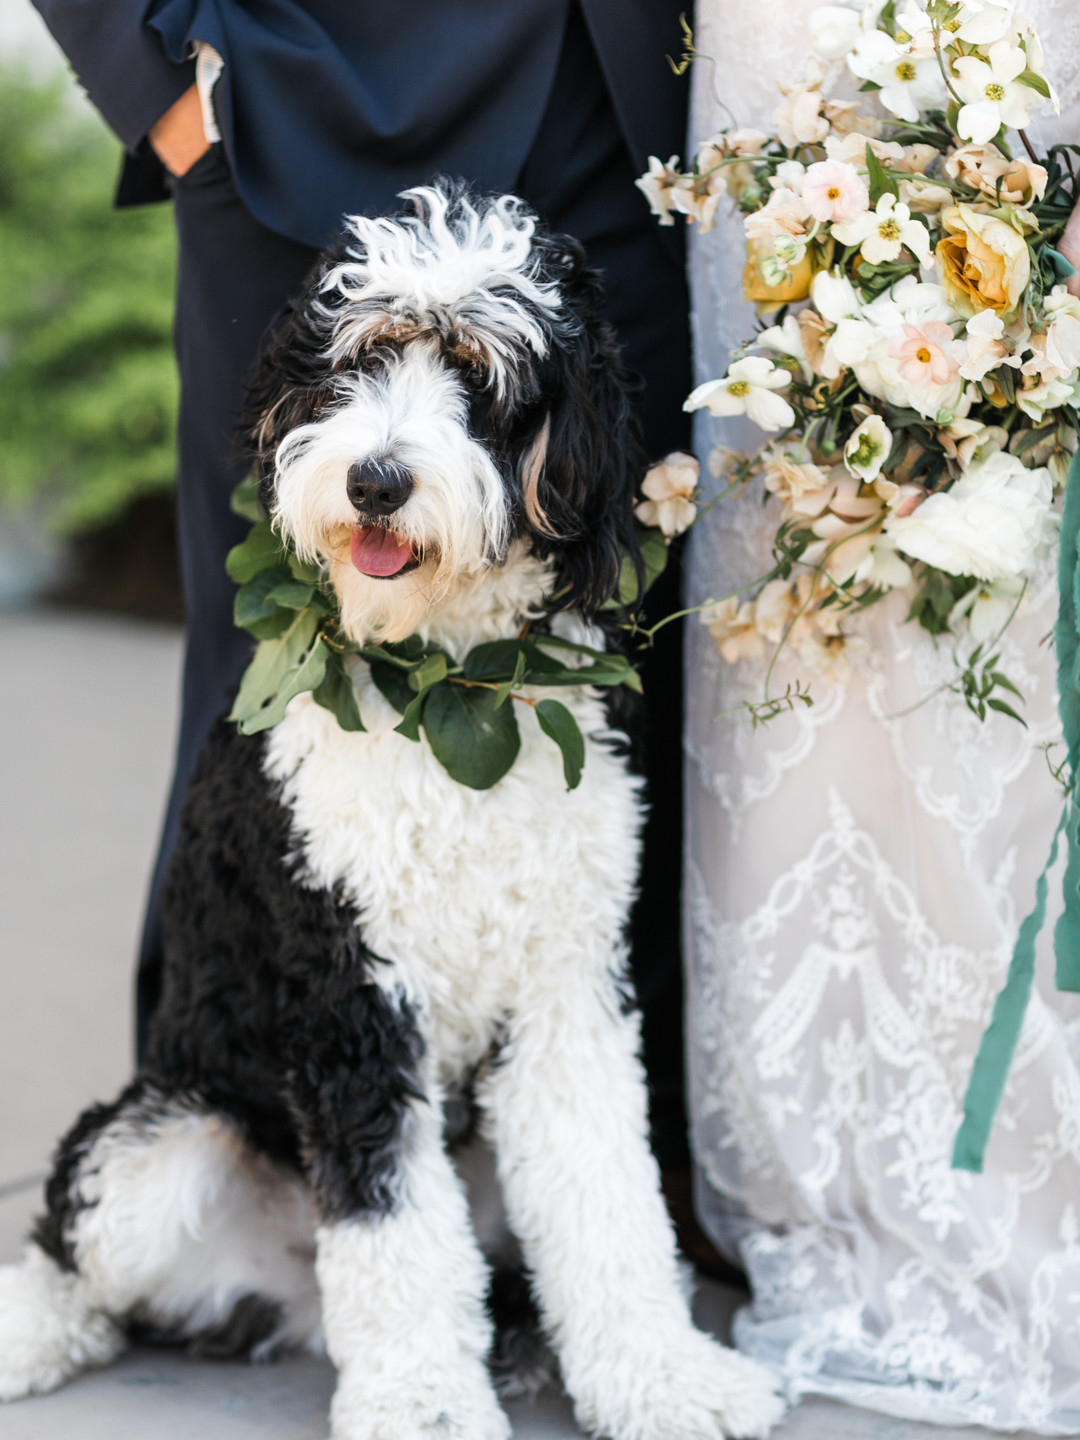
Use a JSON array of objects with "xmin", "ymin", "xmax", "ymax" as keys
[
  {"xmin": 234, "ymin": 565, "xmax": 293, "ymax": 633},
  {"xmin": 226, "ymin": 520, "xmax": 285, "ymax": 584},
  {"xmin": 229, "ymin": 618, "xmax": 324, "ymax": 734},
  {"xmin": 464, "ymin": 639, "xmax": 527, "ymax": 683},
  {"xmin": 409, "ymin": 652, "xmax": 450, "ymax": 692},
  {"xmin": 394, "ymin": 691, "xmax": 427, "ymax": 741},
  {"xmin": 369, "ymin": 661, "xmax": 415, "ymax": 715},
  {"xmin": 421, "ymin": 684, "xmax": 521, "ymax": 789},
  {"xmin": 865, "ymin": 142, "xmax": 899, "ymax": 204},
  {"xmin": 495, "ymin": 649, "xmax": 528, "ymax": 708},
  {"xmin": 231, "ymin": 473, "xmax": 266, "ymax": 523},
  {"xmin": 535, "ymin": 698, "xmax": 585, "ymax": 790},
  {"xmin": 312, "ymin": 649, "xmax": 365, "ymax": 732},
  {"xmin": 287, "ymin": 553, "xmax": 324, "ymax": 584},
  {"xmin": 229, "ymin": 609, "xmax": 322, "ymax": 733},
  {"xmin": 265, "ymin": 578, "xmax": 317, "ymax": 609}
]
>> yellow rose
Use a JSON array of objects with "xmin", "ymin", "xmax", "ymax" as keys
[
  {"xmin": 936, "ymin": 204, "xmax": 1031, "ymax": 320},
  {"xmin": 743, "ymin": 243, "xmax": 817, "ymax": 309}
]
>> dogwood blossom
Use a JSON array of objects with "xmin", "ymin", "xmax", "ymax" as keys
[
  {"xmin": 831, "ymin": 193, "xmax": 932, "ymax": 268},
  {"xmin": 685, "ymin": 357, "xmax": 796, "ymax": 431},
  {"xmin": 635, "ymin": 453, "xmax": 699, "ymax": 536},
  {"xmin": 886, "ymin": 452, "xmax": 1057, "ymax": 580},
  {"xmin": 952, "ymin": 41, "xmax": 1046, "ymax": 145},
  {"xmin": 847, "ymin": 30, "xmax": 945, "ymax": 122}
]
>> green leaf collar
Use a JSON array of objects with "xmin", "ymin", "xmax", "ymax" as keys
[{"xmin": 225, "ymin": 478, "xmax": 642, "ymax": 791}]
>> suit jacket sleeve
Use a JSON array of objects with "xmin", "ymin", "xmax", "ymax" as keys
[{"xmin": 31, "ymin": 0, "xmax": 195, "ymax": 149}]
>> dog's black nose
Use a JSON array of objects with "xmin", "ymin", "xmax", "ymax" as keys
[{"xmin": 346, "ymin": 459, "xmax": 414, "ymax": 517}]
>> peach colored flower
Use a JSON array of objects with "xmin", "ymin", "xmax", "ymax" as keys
[
  {"xmin": 944, "ymin": 144, "xmax": 1048, "ymax": 205},
  {"xmin": 774, "ymin": 61, "xmax": 830, "ymax": 149},
  {"xmin": 635, "ymin": 452, "xmax": 699, "ymax": 536},
  {"xmin": 936, "ymin": 204, "xmax": 1031, "ymax": 319},
  {"xmin": 802, "ymin": 160, "xmax": 870, "ymax": 224},
  {"xmin": 889, "ymin": 322, "xmax": 960, "ymax": 387},
  {"xmin": 700, "ymin": 597, "xmax": 764, "ymax": 663}
]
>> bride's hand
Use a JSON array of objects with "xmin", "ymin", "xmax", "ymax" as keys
[{"xmin": 1060, "ymin": 195, "xmax": 1080, "ymax": 299}]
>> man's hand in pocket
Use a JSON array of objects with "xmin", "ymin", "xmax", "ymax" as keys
[{"xmin": 149, "ymin": 84, "xmax": 210, "ymax": 178}]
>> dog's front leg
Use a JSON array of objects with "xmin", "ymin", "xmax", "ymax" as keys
[
  {"xmin": 479, "ymin": 970, "xmax": 784, "ymax": 1440},
  {"xmin": 287, "ymin": 997, "xmax": 509, "ymax": 1440}
]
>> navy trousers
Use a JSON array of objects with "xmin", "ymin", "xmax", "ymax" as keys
[{"xmin": 138, "ymin": 3, "xmax": 692, "ymax": 1169}]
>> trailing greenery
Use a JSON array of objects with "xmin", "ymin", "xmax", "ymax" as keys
[
  {"xmin": 226, "ymin": 479, "xmax": 645, "ymax": 791},
  {"xmin": 0, "ymin": 66, "xmax": 177, "ymax": 532}
]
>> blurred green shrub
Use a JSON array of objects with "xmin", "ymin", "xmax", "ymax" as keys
[{"xmin": 0, "ymin": 66, "xmax": 177, "ymax": 533}]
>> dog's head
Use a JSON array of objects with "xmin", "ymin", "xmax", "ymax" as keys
[{"xmin": 247, "ymin": 184, "xmax": 644, "ymax": 643}]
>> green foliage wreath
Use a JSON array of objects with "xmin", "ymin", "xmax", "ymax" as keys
[{"xmin": 226, "ymin": 478, "xmax": 660, "ymax": 791}]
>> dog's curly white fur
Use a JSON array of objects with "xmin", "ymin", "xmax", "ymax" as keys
[{"xmin": 0, "ymin": 186, "xmax": 783, "ymax": 1440}]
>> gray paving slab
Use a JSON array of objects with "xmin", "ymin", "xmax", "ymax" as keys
[{"xmin": 0, "ymin": 610, "xmax": 1043, "ymax": 1440}]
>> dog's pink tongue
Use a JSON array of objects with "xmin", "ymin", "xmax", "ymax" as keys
[{"xmin": 350, "ymin": 526, "xmax": 413, "ymax": 577}]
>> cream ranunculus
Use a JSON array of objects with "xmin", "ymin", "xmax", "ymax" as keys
[
  {"xmin": 886, "ymin": 451, "xmax": 1057, "ymax": 580},
  {"xmin": 936, "ymin": 204, "xmax": 1031, "ymax": 320}
]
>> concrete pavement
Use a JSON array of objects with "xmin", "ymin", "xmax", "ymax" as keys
[{"xmin": 0, "ymin": 609, "xmax": 1041, "ymax": 1440}]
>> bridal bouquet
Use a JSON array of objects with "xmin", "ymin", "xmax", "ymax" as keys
[{"xmin": 638, "ymin": 0, "xmax": 1079, "ymax": 719}]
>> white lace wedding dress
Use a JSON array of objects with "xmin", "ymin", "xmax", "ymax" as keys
[{"xmin": 685, "ymin": 2, "xmax": 1080, "ymax": 1429}]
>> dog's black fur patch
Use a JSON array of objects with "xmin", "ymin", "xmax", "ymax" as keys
[{"xmin": 143, "ymin": 719, "xmax": 425, "ymax": 1221}]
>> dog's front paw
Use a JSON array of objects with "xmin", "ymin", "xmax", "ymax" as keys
[
  {"xmin": 571, "ymin": 1329, "xmax": 785, "ymax": 1440},
  {"xmin": 0, "ymin": 1248, "xmax": 124, "ymax": 1402},
  {"xmin": 330, "ymin": 1362, "xmax": 511, "ymax": 1440}
]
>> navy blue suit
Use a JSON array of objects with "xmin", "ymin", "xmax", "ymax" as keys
[{"xmin": 33, "ymin": 0, "xmax": 693, "ymax": 1170}]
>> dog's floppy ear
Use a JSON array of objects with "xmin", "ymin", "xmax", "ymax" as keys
[
  {"xmin": 242, "ymin": 251, "xmax": 348, "ymax": 503},
  {"xmin": 523, "ymin": 239, "xmax": 646, "ymax": 617}
]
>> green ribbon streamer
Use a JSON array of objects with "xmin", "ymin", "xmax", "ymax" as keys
[{"xmin": 953, "ymin": 445, "xmax": 1080, "ymax": 1173}]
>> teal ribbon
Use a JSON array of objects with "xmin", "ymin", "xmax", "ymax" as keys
[{"xmin": 953, "ymin": 445, "xmax": 1080, "ymax": 1173}]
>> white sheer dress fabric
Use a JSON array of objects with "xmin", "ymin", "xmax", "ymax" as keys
[{"xmin": 685, "ymin": 2, "xmax": 1080, "ymax": 1429}]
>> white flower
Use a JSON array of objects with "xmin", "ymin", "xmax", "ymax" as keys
[
  {"xmin": 635, "ymin": 155, "xmax": 682, "ymax": 225},
  {"xmin": 774, "ymin": 60, "xmax": 831, "ymax": 148},
  {"xmin": 886, "ymin": 451, "xmax": 1057, "ymax": 580},
  {"xmin": 759, "ymin": 314, "xmax": 814, "ymax": 383},
  {"xmin": 844, "ymin": 415, "xmax": 893, "ymax": 481},
  {"xmin": 831, "ymin": 192, "xmax": 932, "ymax": 267},
  {"xmin": 847, "ymin": 29, "xmax": 945, "ymax": 122},
  {"xmin": 856, "ymin": 533, "xmax": 914, "ymax": 588},
  {"xmin": 635, "ymin": 452, "xmax": 699, "ymax": 536},
  {"xmin": 952, "ymin": 41, "xmax": 1045, "ymax": 145},
  {"xmin": 953, "ymin": 4, "xmax": 1016, "ymax": 46},
  {"xmin": 810, "ymin": 4, "xmax": 864, "ymax": 59},
  {"xmin": 802, "ymin": 159, "xmax": 870, "ymax": 224},
  {"xmin": 685, "ymin": 357, "xmax": 797, "ymax": 431},
  {"xmin": 771, "ymin": 161, "xmax": 808, "ymax": 193},
  {"xmin": 812, "ymin": 268, "xmax": 862, "ymax": 324},
  {"xmin": 958, "ymin": 309, "xmax": 1021, "ymax": 381},
  {"xmin": 950, "ymin": 574, "xmax": 1026, "ymax": 642}
]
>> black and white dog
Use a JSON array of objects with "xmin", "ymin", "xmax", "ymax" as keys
[{"xmin": 0, "ymin": 187, "xmax": 782, "ymax": 1440}]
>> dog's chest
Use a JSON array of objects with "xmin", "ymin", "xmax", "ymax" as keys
[{"xmin": 264, "ymin": 688, "xmax": 642, "ymax": 1077}]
